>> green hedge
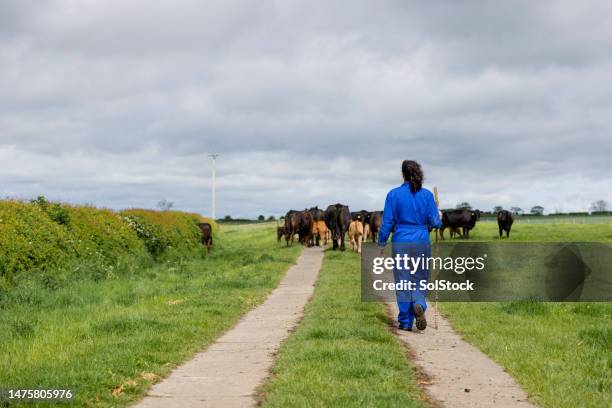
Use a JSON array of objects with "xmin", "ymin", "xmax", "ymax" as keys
[
  {"xmin": 120, "ymin": 209, "xmax": 212, "ymax": 259},
  {"xmin": 0, "ymin": 200, "xmax": 76, "ymax": 279},
  {"xmin": 0, "ymin": 199, "xmax": 216, "ymax": 283}
]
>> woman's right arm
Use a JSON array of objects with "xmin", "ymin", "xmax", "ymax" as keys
[{"xmin": 377, "ymin": 191, "xmax": 394, "ymax": 247}]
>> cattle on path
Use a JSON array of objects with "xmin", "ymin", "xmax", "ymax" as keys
[
  {"xmin": 309, "ymin": 206, "xmax": 326, "ymax": 221},
  {"xmin": 309, "ymin": 207, "xmax": 328, "ymax": 246},
  {"xmin": 369, "ymin": 211, "xmax": 382, "ymax": 243},
  {"xmin": 497, "ymin": 210, "xmax": 514, "ymax": 239},
  {"xmin": 351, "ymin": 210, "xmax": 371, "ymax": 242},
  {"xmin": 311, "ymin": 220, "xmax": 328, "ymax": 247},
  {"xmin": 325, "ymin": 203, "xmax": 351, "ymax": 251},
  {"xmin": 295, "ymin": 210, "xmax": 314, "ymax": 247},
  {"xmin": 348, "ymin": 220, "xmax": 364, "ymax": 253},
  {"xmin": 197, "ymin": 222, "xmax": 213, "ymax": 253},
  {"xmin": 284, "ymin": 210, "xmax": 299, "ymax": 246}
]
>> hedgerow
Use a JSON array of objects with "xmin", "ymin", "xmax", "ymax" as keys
[
  {"xmin": 62, "ymin": 205, "xmax": 149, "ymax": 262},
  {"xmin": 120, "ymin": 209, "xmax": 210, "ymax": 260},
  {"xmin": 0, "ymin": 198, "xmax": 216, "ymax": 287},
  {"xmin": 0, "ymin": 200, "xmax": 76, "ymax": 280}
]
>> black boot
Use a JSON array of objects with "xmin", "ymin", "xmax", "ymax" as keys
[{"xmin": 413, "ymin": 304, "xmax": 427, "ymax": 331}]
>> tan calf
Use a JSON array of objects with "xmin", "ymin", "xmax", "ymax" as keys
[
  {"xmin": 348, "ymin": 220, "xmax": 364, "ymax": 253},
  {"xmin": 362, "ymin": 222, "xmax": 371, "ymax": 243},
  {"xmin": 311, "ymin": 220, "xmax": 329, "ymax": 246}
]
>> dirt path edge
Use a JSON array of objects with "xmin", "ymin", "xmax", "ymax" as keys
[{"xmin": 388, "ymin": 302, "xmax": 537, "ymax": 408}]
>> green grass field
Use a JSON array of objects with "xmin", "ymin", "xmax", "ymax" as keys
[
  {"xmin": 439, "ymin": 221, "xmax": 612, "ymax": 408},
  {"xmin": 1, "ymin": 219, "xmax": 610, "ymax": 407},
  {"xmin": 451, "ymin": 220, "xmax": 612, "ymax": 242},
  {"xmin": 0, "ymin": 223, "xmax": 301, "ymax": 407},
  {"xmin": 261, "ymin": 250, "xmax": 426, "ymax": 407}
]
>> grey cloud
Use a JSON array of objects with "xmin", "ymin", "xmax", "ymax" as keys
[{"xmin": 1, "ymin": 1, "xmax": 611, "ymax": 216}]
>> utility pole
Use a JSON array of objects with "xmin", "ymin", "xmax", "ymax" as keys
[{"xmin": 209, "ymin": 154, "xmax": 219, "ymax": 220}]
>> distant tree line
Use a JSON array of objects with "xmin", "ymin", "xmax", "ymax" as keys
[
  {"xmin": 217, "ymin": 214, "xmax": 277, "ymax": 224},
  {"xmin": 456, "ymin": 200, "xmax": 608, "ymax": 217}
]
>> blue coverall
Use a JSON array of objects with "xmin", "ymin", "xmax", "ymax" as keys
[{"xmin": 378, "ymin": 182, "xmax": 442, "ymax": 329}]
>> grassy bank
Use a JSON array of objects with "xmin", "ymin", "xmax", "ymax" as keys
[
  {"xmin": 439, "ymin": 221, "xmax": 612, "ymax": 408},
  {"xmin": 0, "ymin": 223, "xmax": 301, "ymax": 407},
  {"xmin": 261, "ymin": 250, "xmax": 426, "ymax": 408}
]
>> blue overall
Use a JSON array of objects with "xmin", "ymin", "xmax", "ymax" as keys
[{"xmin": 378, "ymin": 183, "xmax": 442, "ymax": 329}]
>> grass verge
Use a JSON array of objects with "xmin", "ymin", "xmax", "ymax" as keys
[
  {"xmin": 439, "ymin": 302, "xmax": 611, "ymax": 408},
  {"xmin": 438, "ymin": 221, "xmax": 611, "ymax": 408},
  {"xmin": 0, "ymin": 224, "xmax": 301, "ymax": 407},
  {"xmin": 261, "ymin": 249, "xmax": 426, "ymax": 408}
]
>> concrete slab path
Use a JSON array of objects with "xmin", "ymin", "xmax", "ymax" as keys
[
  {"xmin": 389, "ymin": 303, "xmax": 537, "ymax": 408},
  {"xmin": 134, "ymin": 247, "xmax": 323, "ymax": 408}
]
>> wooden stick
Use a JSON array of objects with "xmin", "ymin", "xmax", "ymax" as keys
[
  {"xmin": 433, "ymin": 187, "xmax": 440, "ymax": 243},
  {"xmin": 433, "ymin": 186, "xmax": 440, "ymax": 330}
]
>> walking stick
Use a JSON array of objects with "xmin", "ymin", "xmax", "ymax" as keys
[{"xmin": 433, "ymin": 186, "xmax": 440, "ymax": 330}]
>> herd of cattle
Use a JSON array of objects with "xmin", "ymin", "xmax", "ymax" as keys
[{"xmin": 278, "ymin": 205, "xmax": 515, "ymax": 252}]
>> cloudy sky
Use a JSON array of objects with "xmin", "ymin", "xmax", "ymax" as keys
[{"xmin": 1, "ymin": 0, "xmax": 611, "ymax": 217}]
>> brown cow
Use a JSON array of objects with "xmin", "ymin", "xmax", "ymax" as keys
[
  {"xmin": 352, "ymin": 210, "xmax": 371, "ymax": 243},
  {"xmin": 369, "ymin": 211, "xmax": 382, "ymax": 243},
  {"xmin": 348, "ymin": 220, "xmax": 364, "ymax": 253},
  {"xmin": 309, "ymin": 206, "xmax": 326, "ymax": 246},
  {"xmin": 294, "ymin": 210, "xmax": 314, "ymax": 246},
  {"xmin": 197, "ymin": 222, "xmax": 213, "ymax": 253}
]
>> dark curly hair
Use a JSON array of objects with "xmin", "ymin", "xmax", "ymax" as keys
[{"xmin": 401, "ymin": 160, "xmax": 423, "ymax": 192}]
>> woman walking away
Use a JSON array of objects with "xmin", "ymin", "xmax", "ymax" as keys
[{"xmin": 378, "ymin": 160, "xmax": 442, "ymax": 331}]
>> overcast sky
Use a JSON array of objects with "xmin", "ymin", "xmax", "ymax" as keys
[{"xmin": 1, "ymin": 0, "xmax": 611, "ymax": 217}]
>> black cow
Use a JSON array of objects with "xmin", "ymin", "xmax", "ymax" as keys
[
  {"xmin": 369, "ymin": 211, "xmax": 382, "ymax": 243},
  {"xmin": 309, "ymin": 206, "xmax": 326, "ymax": 221},
  {"xmin": 441, "ymin": 209, "xmax": 481, "ymax": 239},
  {"xmin": 351, "ymin": 210, "xmax": 371, "ymax": 224},
  {"xmin": 284, "ymin": 210, "xmax": 299, "ymax": 246},
  {"xmin": 497, "ymin": 210, "xmax": 514, "ymax": 239},
  {"xmin": 325, "ymin": 203, "xmax": 351, "ymax": 251},
  {"xmin": 197, "ymin": 222, "xmax": 213, "ymax": 253}
]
